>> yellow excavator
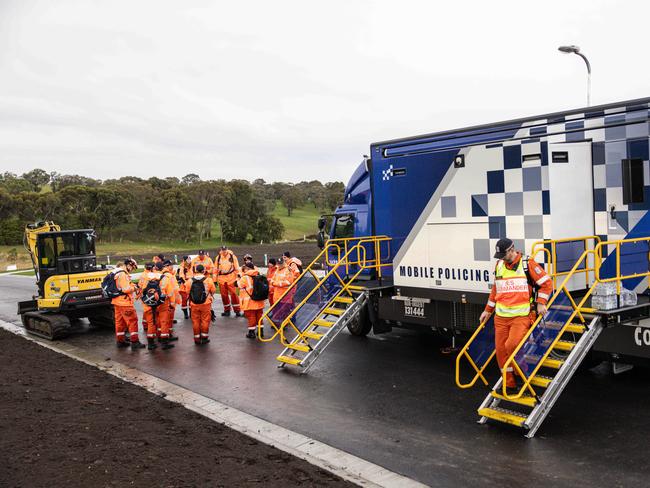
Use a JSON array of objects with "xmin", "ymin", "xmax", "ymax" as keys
[{"xmin": 18, "ymin": 221, "xmax": 114, "ymax": 339}]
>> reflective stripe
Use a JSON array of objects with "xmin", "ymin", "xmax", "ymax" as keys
[
  {"xmin": 160, "ymin": 333, "xmax": 169, "ymax": 338},
  {"xmin": 116, "ymin": 332, "xmax": 126, "ymax": 336},
  {"xmin": 200, "ymin": 333, "xmax": 209, "ymax": 337},
  {"xmin": 487, "ymin": 300, "xmax": 496, "ymax": 308},
  {"xmin": 536, "ymin": 275, "xmax": 550, "ymax": 285},
  {"xmin": 504, "ymin": 367, "xmax": 513, "ymax": 373},
  {"xmin": 538, "ymin": 292, "xmax": 550, "ymax": 300},
  {"xmin": 194, "ymin": 334, "xmax": 200, "ymax": 338},
  {"xmin": 247, "ymin": 327, "xmax": 256, "ymax": 330}
]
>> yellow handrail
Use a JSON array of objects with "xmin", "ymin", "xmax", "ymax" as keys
[
  {"xmin": 258, "ymin": 236, "xmax": 392, "ymax": 344},
  {"xmin": 455, "ymin": 318, "xmax": 496, "ymax": 388},
  {"xmin": 531, "ymin": 235, "xmax": 601, "ymax": 290},
  {"xmin": 502, "ymin": 235, "xmax": 650, "ymax": 400}
]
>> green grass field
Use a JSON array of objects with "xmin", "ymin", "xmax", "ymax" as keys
[
  {"xmin": 271, "ymin": 201, "xmax": 321, "ymax": 240},
  {"xmin": 1, "ymin": 200, "xmax": 322, "ymax": 270}
]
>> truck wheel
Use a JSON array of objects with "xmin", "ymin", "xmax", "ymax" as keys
[
  {"xmin": 347, "ymin": 304, "xmax": 373, "ymax": 337},
  {"xmin": 87, "ymin": 306, "xmax": 114, "ymax": 328}
]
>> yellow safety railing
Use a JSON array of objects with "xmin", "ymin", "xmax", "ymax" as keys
[
  {"xmin": 455, "ymin": 318, "xmax": 496, "ymax": 388},
  {"xmin": 258, "ymin": 235, "xmax": 391, "ymax": 344},
  {"xmin": 501, "ymin": 236, "xmax": 650, "ymax": 400},
  {"xmin": 531, "ymin": 236, "xmax": 601, "ymax": 289}
]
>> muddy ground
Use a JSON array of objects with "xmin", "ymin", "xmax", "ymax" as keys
[{"xmin": 0, "ymin": 329, "xmax": 354, "ymax": 487}]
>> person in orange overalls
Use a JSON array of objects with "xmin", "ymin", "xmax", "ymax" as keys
[
  {"xmin": 270, "ymin": 256, "xmax": 296, "ymax": 323},
  {"xmin": 138, "ymin": 262, "xmax": 162, "ymax": 349},
  {"xmin": 266, "ymin": 258, "xmax": 278, "ymax": 306},
  {"xmin": 479, "ymin": 238, "xmax": 553, "ymax": 392},
  {"xmin": 176, "ymin": 255, "xmax": 193, "ymax": 319},
  {"xmin": 156, "ymin": 261, "xmax": 177, "ymax": 349},
  {"xmin": 238, "ymin": 261, "xmax": 266, "ymax": 338},
  {"xmin": 282, "ymin": 251, "xmax": 303, "ymax": 280},
  {"xmin": 191, "ymin": 250, "xmax": 214, "ymax": 276},
  {"xmin": 215, "ymin": 246, "xmax": 241, "ymax": 317},
  {"xmin": 187, "ymin": 264, "xmax": 216, "ymax": 345},
  {"xmin": 111, "ymin": 258, "xmax": 144, "ymax": 350}
]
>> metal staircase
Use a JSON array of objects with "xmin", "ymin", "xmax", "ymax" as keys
[
  {"xmin": 276, "ymin": 289, "xmax": 368, "ymax": 372},
  {"xmin": 456, "ymin": 235, "xmax": 650, "ymax": 437},
  {"xmin": 477, "ymin": 315, "xmax": 603, "ymax": 437},
  {"xmin": 259, "ymin": 235, "xmax": 391, "ymax": 373}
]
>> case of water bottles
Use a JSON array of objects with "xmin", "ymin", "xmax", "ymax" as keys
[{"xmin": 590, "ymin": 282, "xmax": 637, "ymax": 310}]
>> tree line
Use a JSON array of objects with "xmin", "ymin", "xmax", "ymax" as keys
[{"xmin": 0, "ymin": 170, "xmax": 345, "ymax": 245}]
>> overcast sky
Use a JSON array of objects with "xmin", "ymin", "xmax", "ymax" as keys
[{"xmin": 0, "ymin": 1, "xmax": 648, "ymax": 184}]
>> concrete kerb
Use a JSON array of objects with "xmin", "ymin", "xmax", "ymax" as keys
[{"xmin": 0, "ymin": 319, "xmax": 427, "ymax": 488}]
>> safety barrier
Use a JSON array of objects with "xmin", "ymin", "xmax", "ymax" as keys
[{"xmin": 258, "ymin": 236, "xmax": 391, "ymax": 346}]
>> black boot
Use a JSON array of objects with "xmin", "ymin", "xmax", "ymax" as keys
[
  {"xmin": 182, "ymin": 308, "xmax": 189, "ymax": 319},
  {"xmin": 131, "ymin": 341, "xmax": 146, "ymax": 350},
  {"xmin": 147, "ymin": 338, "xmax": 157, "ymax": 350},
  {"xmin": 221, "ymin": 310, "xmax": 231, "ymax": 317},
  {"xmin": 117, "ymin": 341, "xmax": 129, "ymax": 348},
  {"xmin": 161, "ymin": 339, "xmax": 175, "ymax": 350},
  {"xmin": 234, "ymin": 311, "xmax": 242, "ymax": 318},
  {"xmin": 246, "ymin": 330, "xmax": 256, "ymax": 339},
  {"xmin": 201, "ymin": 337, "xmax": 211, "ymax": 344},
  {"xmin": 168, "ymin": 335, "xmax": 179, "ymax": 342}
]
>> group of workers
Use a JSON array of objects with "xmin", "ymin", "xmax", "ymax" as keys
[{"xmin": 109, "ymin": 246, "xmax": 303, "ymax": 350}]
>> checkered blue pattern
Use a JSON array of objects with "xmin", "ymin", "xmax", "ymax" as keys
[{"xmin": 435, "ymin": 104, "xmax": 650, "ymax": 263}]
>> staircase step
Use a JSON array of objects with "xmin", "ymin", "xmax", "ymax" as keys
[
  {"xmin": 542, "ymin": 358, "xmax": 564, "ymax": 369},
  {"xmin": 323, "ymin": 307, "xmax": 344, "ymax": 316},
  {"xmin": 302, "ymin": 331, "xmax": 323, "ymax": 340},
  {"xmin": 530, "ymin": 375, "xmax": 553, "ymax": 388},
  {"xmin": 554, "ymin": 340, "xmax": 577, "ymax": 352},
  {"xmin": 333, "ymin": 296, "xmax": 354, "ymax": 304},
  {"xmin": 565, "ymin": 324, "xmax": 586, "ymax": 334},
  {"xmin": 287, "ymin": 343, "xmax": 310, "ymax": 353},
  {"xmin": 277, "ymin": 355, "xmax": 302, "ymax": 366},
  {"xmin": 478, "ymin": 407, "xmax": 528, "ymax": 427},
  {"xmin": 312, "ymin": 318, "xmax": 335, "ymax": 328},
  {"xmin": 490, "ymin": 391, "xmax": 537, "ymax": 408}
]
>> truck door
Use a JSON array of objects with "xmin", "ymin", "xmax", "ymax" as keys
[{"xmin": 548, "ymin": 141, "xmax": 595, "ymax": 290}]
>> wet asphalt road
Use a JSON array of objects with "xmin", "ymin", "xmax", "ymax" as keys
[{"xmin": 2, "ymin": 273, "xmax": 650, "ymax": 487}]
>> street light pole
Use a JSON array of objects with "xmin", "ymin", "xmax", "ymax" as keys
[{"xmin": 558, "ymin": 45, "xmax": 591, "ymax": 106}]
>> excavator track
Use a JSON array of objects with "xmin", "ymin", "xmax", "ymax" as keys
[{"xmin": 21, "ymin": 312, "xmax": 71, "ymax": 340}]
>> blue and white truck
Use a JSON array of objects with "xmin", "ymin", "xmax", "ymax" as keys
[{"xmin": 326, "ymin": 96, "xmax": 650, "ymax": 363}]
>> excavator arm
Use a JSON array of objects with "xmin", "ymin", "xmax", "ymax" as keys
[{"xmin": 23, "ymin": 221, "xmax": 61, "ymax": 280}]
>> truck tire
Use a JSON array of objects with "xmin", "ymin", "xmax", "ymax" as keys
[{"xmin": 347, "ymin": 304, "xmax": 373, "ymax": 337}]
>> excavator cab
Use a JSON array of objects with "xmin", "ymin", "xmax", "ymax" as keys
[{"xmin": 34, "ymin": 230, "xmax": 98, "ymax": 294}]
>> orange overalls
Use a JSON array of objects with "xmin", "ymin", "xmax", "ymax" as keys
[
  {"xmin": 186, "ymin": 274, "xmax": 216, "ymax": 343},
  {"xmin": 215, "ymin": 250, "xmax": 240, "ymax": 313},
  {"xmin": 238, "ymin": 267, "xmax": 265, "ymax": 333},
  {"xmin": 484, "ymin": 253, "xmax": 553, "ymax": 388},
  {"xmin": 156, "ymin": 271, "xmax": 176, "ymax": 342},
  {"xmin": 266, "ymin": 264, "xmax": 277, "ymax": 306},
  {"xmin": 111, "ymin": 269, "xmax": 139, "ymax": 344},
  {"xmin": 138, "ymin": 270, "xmax": 162, "ymax": 340},
  {"xmin": 191, "ymin": 255, "xmax": 214, "ymax": 276},
  {"xmin": 270, "ymin": 266, "xmax": 295, "ymax": 323},
  {"xmin": 176, "ymin": 264, "xmax": 193, "ymax": 317}
]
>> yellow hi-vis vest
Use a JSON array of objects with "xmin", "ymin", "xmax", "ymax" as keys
[{"xmin": 494, "ymin": 258, "xmax": 532, "ymax": 317}]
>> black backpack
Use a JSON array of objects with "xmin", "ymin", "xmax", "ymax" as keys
[
  {"xmin": 142, "ymin": 278, "xmax": 164, "ymax": 307},
  {"xmin": 101, "ymin": 270, "xmax": 125, "ymax": 299},
  {"xmin": 190, "ymin": 277, "xmax": 208, "ymax": 304},
  {"xmin": 251, "ymin": 275, "xmax": 269, "ymax": 301}
]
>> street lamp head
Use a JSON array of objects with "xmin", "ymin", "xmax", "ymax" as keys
[{"xmin": 558, "ymin": 45, "xmax": 580, "ymax": 54}]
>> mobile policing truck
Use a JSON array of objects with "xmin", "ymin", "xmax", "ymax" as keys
[{"xmin": 326, "ymin": 97, "xmax": 650, "ymax": 364}]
